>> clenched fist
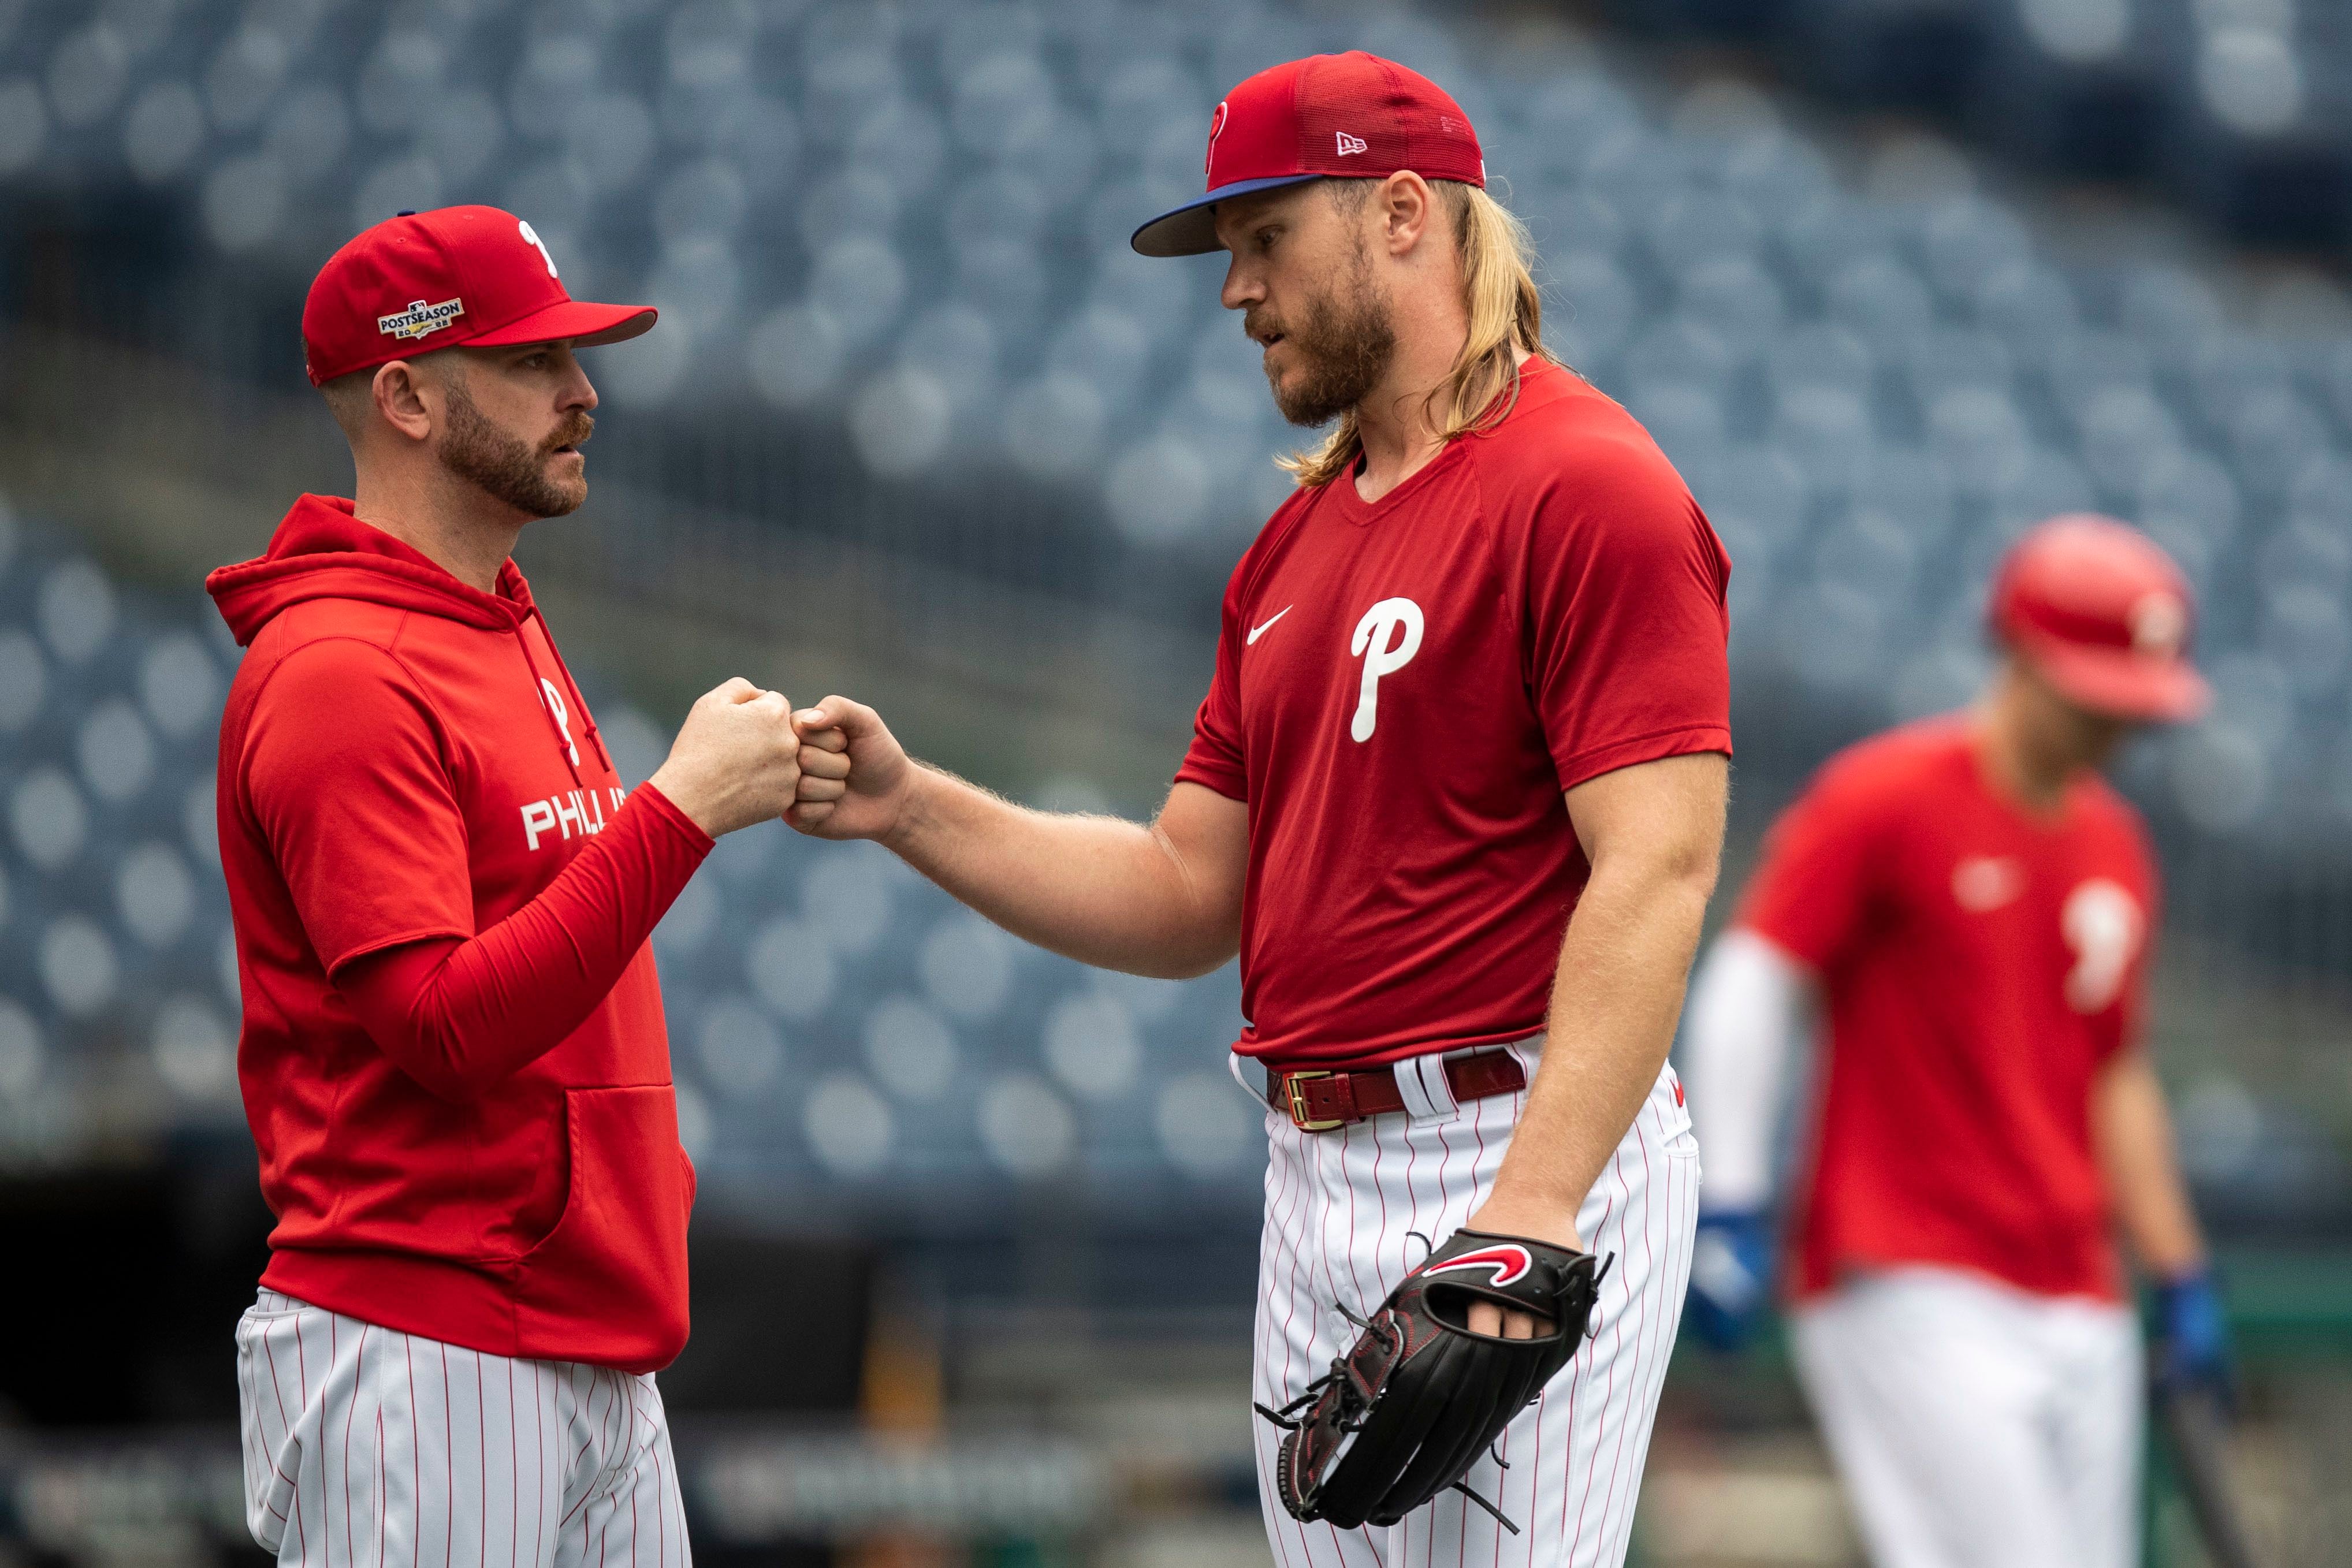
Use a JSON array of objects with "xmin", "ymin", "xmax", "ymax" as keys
[
  {"xmin": 647, "ymin": 677, "xmax": 802, "ymax": 837},
  {"xmin": 785, "ymin": 695, "xmax": 916, "ymax": 841}
]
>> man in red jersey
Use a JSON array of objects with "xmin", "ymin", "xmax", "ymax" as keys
[
  {"xmin": 1680, "ymin": 516, "xmax": 2229, "ymax": 1568},
  {"xmin": 786, "ymin": 54, "xmax": 1729, "ymax": 1565},
  {"xmin": 210, "ymin": 206, "xmax": 804, "ymax": 1568}
]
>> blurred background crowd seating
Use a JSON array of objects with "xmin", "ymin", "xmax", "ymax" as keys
[{"xmin": 2, "ymin": 0, "xmax": 2350, "ymax": 1563}]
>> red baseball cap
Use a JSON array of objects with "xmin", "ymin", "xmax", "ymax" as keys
[
  {"xmin": 1130, "ymin": 51, "xmax": 1486, "ymax": 259},
  {"xmin": 1989, "ymin": 514, "xmax": 2209, "ymax": 724},
  {"xmin": 302, "ymin": 205, "xmax": 656, "ymax": 386}
]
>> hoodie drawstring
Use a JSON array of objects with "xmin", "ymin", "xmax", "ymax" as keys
[
  {"xmin": 533, "ymin": 607, "xmax": 615, "ymax": 777},
  {"xmin": 513, "ymin": 628, "xmax": 589, "ymax": 791}
]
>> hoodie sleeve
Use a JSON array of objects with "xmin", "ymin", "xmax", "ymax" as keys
[
  {"xmin": 336, "ymin": 786, "xmax": 711, "ymax": 1101},
  {"xmin": 241, "ymin": 637, "xmax": 478, "ymax": 969},
  {"xmin": 243, "ymin": 636, "xmax": 713, "ymax": 1099}
]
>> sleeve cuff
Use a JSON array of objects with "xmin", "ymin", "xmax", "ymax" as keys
[
  {"xmin": 631, "ymin": 781, "xmax": 717, "ymax": 856},
  {"xmin": 1553, "ymin": 725, "xmax": 1732, "ymax": 794},
  {"xmin": 1173, "ymin": 761, "xmax": 1248, "ymax": 804}
]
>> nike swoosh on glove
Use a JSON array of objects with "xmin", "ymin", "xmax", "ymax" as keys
[
  {"xmin": 2152, "ymin": 1267, "xmax": 2235, "ymax": 1411},
  {"xmin": 1684, "ymin": 1207, "xmax": 1773, "ymax": 1353}
]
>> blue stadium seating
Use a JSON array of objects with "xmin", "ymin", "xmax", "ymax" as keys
[
  {"xmin": 2, "ymin": 0, "xmax": 2349, "ymax": 1218},
  {"xmin": 1612, "ymin": 0, "xmax": 2352, "ymax": 245}
]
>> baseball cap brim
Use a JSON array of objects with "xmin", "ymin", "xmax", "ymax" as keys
[
  {"xmin": 468, "ymin": 298, "xmax": 658, "ymax": 350},
  {"xmin": 1131, "ymin": 174, "xmax": 1325, "ymax": 258},
  {"xmin": 2020, "ymin": 635, "xmax": 2211, "ymax": 724}
]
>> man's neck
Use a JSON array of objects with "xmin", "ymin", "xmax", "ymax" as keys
[
  {"xmin": 1974, "ymin": 691, "xmax": 2080, "ymax": 815},
  {"xmin": 1351, "ymin": 332, "xmax": 1528, "ymax": 505},
  {"xmin": 350, "ymin": 464, "xmax": 524, "ymax": 594}
]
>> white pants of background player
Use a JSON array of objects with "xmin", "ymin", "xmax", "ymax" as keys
[
  {"xmin": 1791, "ymin": 1267, "xmax": 2141, "ymax": 1568},
  {"xmin": 237, "ymin": 1289, "xmax": 690, "ymax": 1568},
  {"xmin": 1243, "ymin": 1038, "xmax": 1699, "ymax": 1567}
]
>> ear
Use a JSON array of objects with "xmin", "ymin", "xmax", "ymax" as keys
[
  {"xmin": 1378, "ymin": 170, "xmax": 1436, "ymax": 260},
  {"xmin": 371, "ymin": 359, "xmax": 436, "ymax": 444}
]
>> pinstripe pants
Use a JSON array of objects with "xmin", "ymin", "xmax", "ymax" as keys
[
  {"xmin": 1251, "ymin": 1042, "xmax": 1699, "ymax": 1567},
  {"xmin": 236, "ymin": 1290, "xmax": 691, "ymax": 1568}
]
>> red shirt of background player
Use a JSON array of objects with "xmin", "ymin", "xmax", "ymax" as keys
[
  {"xmin": 1739, "ymin": 717, "xmax": 2159, "ymax": 1303},
  {"xmin": 1177, "ymin": 358, "xmax": 1733, "ymax": 1069}
]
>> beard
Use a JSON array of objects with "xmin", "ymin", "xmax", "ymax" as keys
[
  {"xmin": 438, "ymin": 378, "xmax": 593, "ymax": 519},
  {"xmin": 1250, "ymin": 246, "xmax": 1397, "ymax": 428}
]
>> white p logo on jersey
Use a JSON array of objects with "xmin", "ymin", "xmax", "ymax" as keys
[
  {"xmin": 2061, "ymin": 878, "xmax": 2142, "ymax": 1013},
  {"xmin": 1349, "ymin": 597, "xmax": 1424, "ymax": 742},
  {"xmin": 541, "ymin": 677, "xmax": 580, "ymax": 766}
]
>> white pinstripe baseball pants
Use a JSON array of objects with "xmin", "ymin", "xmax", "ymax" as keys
[
  {"xmin": 1250, "ymin": 1041, "xmax": 1699, "ymax": 1567},
  {"xmin": 236, "ymin": 1290, "xmax": 691, "ymax": 1568}
]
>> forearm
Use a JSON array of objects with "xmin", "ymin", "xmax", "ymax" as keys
[
  {"xmin": 2094, "ymin": 1052, "xmax": 2208, "ymax": 1278},
  {"xmin": 1680, "ymin": 930, "xmax": 1815, "ymax": 1212},
  {"xmin": 885, "ymin": 766, "xmax": 1236, "ymax": 978},
  {"xmin": 340, "ymin": 786, "xmax": 712, "ymax": 1098},
  {"xmin": 1496, "ymin": 861, "xmax": 1716, "ymax": 1234}
]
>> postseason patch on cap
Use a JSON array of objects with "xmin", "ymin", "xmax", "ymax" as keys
[{"xmin": 377, "ymin": 296, "xmax": 466, "ymax": 341}]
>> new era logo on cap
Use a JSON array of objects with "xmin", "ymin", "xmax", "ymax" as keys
[{"xmin": 1336, "ymin": 131, "xmax": 1368, "ymax": 155}]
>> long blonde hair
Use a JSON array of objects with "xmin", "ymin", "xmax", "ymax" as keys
[{"xmin": 1279, "ymin": 180, "xmax": 1554, "ymax": 489}]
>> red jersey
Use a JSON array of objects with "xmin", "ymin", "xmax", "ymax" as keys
[
  {"xmin": 210, "ymin": 496, "xmax": 708, "ymax": 1373},
  {"xmin": 1738, "ymin": 717, "xmax": 2158, "ymax": 1303},
  {"xmin": 1178, "ymin": 360, "xmax": 1732, "ymax": 1068}
]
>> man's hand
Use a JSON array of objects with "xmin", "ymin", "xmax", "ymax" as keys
[
  {"xmin": 646, "ymin": 677, "xmax": 802, "ymax": 837},
  {"xmin": 1460, "ymin": 1194, "xmax": 1580, "ymax": 1339},
  {"xmin": 2152, "ymin": 1267, "xmax": 2236, "ymax": 1410},
  {"xmin": 786, "ymin": 695, "xmax": 917, "ymax": 841},
  {"xmin": 1684, "ymin": 1206, "xmax": 1774, "ymax": 1352}
]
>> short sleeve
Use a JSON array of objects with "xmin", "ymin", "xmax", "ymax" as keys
[
  {"xmin": 1736, "ymin": 757, "xmax": 1889, "ymax": 972},
  {"xmin": 1520, "ymin": 436, "xmax": 1732, "ymax": 790},
  {"xmin": 1174, "ymin": 568, "xmax": 1249, "ymax": 802},
  {"xmin": 241, "ymin": 639, "xmax": 476, "ymax": 973},
  {"xmin": 2104, "ymin": 807, "xmax": 2163, "ymax": 1059}
]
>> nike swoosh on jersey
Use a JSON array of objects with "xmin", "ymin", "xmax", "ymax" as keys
[{"xmin": 1247, "ymin": 606, "xmax": 1293, "ymax": 645}]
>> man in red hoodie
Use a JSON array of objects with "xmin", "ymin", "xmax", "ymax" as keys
[{"xmin": 209, "ymin": 206, "xmax": 801, "ymax": 1568}]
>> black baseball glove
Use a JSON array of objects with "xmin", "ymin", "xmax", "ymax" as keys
[{"xmin": 1256, "ymin": 1228, "xmax": 1609, "ymax": 1535}]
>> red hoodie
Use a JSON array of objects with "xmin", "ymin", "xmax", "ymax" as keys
[{"xmin": 210, "ymin": 495, "xmax": 712, "ymax": 1373}]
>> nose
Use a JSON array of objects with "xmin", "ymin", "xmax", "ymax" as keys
[
  {"xmin": 1220, "ymin": 255, "xmax": 1262, "ymax": 314},
  {"xmin": 559, "ymin": 348, "xmax": 597, "ymax": 412}
]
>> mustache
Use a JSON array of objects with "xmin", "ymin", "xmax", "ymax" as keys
[
  {"xmin": 1244, "ymin": 308, "xmax": 1283, "ymax": 344},
  {"xmin": 544, "ymin": 413, "xmax": 594, "ymax": 453}
]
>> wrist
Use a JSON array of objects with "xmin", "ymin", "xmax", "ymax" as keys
[
  {"xmin": 1468, "ymin": 1180, "xmax": 1583, "ymax": 1253},
  {"xmin": 635, "ymin": 780, "xmax": 717, "ymax": 852},
  {"xmin": 878, "ymin": 763, "xmax": 936, "ymax": 857},
  {"xmin": 646, "ymin": 762, "xmax": 719, "ymax": 838}
]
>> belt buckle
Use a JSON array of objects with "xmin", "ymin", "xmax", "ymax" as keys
[{"xmin": 1283, "ymin": 1070, "xmax": 1345, "ymax": 1133}]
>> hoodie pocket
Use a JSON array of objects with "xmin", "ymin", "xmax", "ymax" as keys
[{"xmin": 511, "ymin": 1085, "xmax": 694, "ymax": 1372}]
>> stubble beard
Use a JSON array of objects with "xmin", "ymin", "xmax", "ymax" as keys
[
  {"xmin": 438, "ymin": 378, "xmax": 593, "ymax": 520},
  {"xmin": 1256, "ymin": 243, "xmax": 1398, "ymax": 429}
]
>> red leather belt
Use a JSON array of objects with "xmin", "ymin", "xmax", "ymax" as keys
[{"xmin": 1267, "ymin": 1052, "xmax": 1528, "ymax": 1132}]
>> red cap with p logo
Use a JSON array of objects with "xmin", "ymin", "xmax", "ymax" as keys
[
  {"xmin": 1131, "ymin": 51, "xmax": 1486, "ymax": 258},
  {"xmin": 1989, "ymin": 514, "xmax": 2209, "ymax": 724},
  {"xmin": 301, "ymin": 205, "xmax": 656, "ymax": 386}
]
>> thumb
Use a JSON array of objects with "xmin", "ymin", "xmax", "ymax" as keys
[{"xmin": 802, "ymin": 695, "xmax": 877, "ymax": 738}]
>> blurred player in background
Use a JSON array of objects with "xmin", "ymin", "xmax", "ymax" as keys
[
  {"xmin": 788, "ymin": 53, "xmax": 1729, "ymax": 1566},
  {"xmin": 1680, "ymin": 515, "xmax": 2232, "ymax": 1568},
  {"xmin": 210, "ymin": 206, "xmax": 805, "ymax": 1567}
]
